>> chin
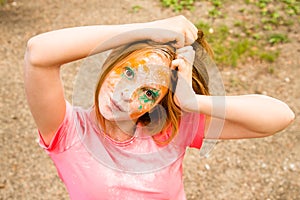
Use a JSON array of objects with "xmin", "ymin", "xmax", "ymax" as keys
[{"xmin": 102, "ymin": 112, "xmax": 134, "ymax": 122}]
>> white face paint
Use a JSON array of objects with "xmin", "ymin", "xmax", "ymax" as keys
[{"xmin": 98, "ymin": 49, "xmax": 172, "ymax": 121}]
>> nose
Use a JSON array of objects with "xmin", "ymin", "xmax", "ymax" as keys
[{"xmin": 121, "ymin": 89, "xmax": 132, "ymax": 102}]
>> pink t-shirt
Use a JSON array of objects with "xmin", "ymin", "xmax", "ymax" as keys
[{"xmin": 39, "ymin": 101, "xmax": 205, "ymax": 200}]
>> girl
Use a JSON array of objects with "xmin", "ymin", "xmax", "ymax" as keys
[{"xmin": 24, "ymin": 16, "xmax": 294, "ymax": 199}]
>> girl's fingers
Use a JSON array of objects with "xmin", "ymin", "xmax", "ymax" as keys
[
  {"xmin": 186, "ymin": 22, "xmax": 198, "ymax": 45},
  {"xmin": 187, "ymin": 19, "xmax": 198, "ymax": 39},
  {"xmin": 176, "ymin": 46, "xmax": 195, "ymax": 65},
  {"xmin": 173, "ymin": 34, "xmax": 185, "ymax": 49},
  {"xmin": 150, "ymin": 15, "xmax": 198, "ymax": 47},
  {"xmin": 171, "ymin": 59, "xmax": 185, "ymax": 70},
  {"xmin": 185, "ymin": 27, "xmax": 198, "ymax": 46}
]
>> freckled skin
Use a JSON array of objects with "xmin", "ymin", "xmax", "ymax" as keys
[{"xmin": 98, "ymin": 50, "xmax": 171, "ymax": 121}]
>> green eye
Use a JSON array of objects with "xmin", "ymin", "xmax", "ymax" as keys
[
  {"xmin": 123, "ymin": 66, "xmax": 134, "ymax": 80},
  {"xmin": 139, "ymin": 89, "xmax": 160, "ymax": 103},
  {"xmin": 145, "ymin": 90, "xmax": 153, "ymax": 98}
]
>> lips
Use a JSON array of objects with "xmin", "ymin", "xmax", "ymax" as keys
[{"xmin": 110, "ymin": 97, "xmax": 124, "ymax": 112}]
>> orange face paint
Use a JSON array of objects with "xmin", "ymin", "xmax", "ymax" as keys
[{"xmin": 98, "ymin": 49, "xmax": 172, "ymax": 121}]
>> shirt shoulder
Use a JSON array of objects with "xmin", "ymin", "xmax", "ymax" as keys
[
  {"xmin": 180, "ymin": 113, "xmax": 205, "ymax": 149},
  {"xmin": 38, "ymin": 101, "xmax": 92, "ymax": 154}
]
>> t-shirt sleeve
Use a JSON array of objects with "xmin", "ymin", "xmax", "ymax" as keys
[
  {"xmin": 38, "ymin": 101, "xmax": 79, "ymax": 154},
  {"xmin": 189, "ymin": 114, "xmax": 205, "ymax": 149},
  {"xmin": 155, "ymin": 113, "xmax": 206, "ymax": 149}
]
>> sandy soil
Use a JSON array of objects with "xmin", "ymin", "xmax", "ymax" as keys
[{"xmin": 0, "ymin": 0, "xmax": 299, "ymax": 199}]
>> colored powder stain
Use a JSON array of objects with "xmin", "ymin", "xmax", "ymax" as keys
[
  {"xmin": 145, "ymin": 52, "xmax": 151, "ymax": 57},
  {"xmin": 142, "ymin": 65, "xmax": 149, "ymax": 74},
  {"xmin": 114, "ymin": 67, "xmax": 123, "ymax": 75},
  {"xmin": 138, "ymin": 105, "xmax": 143, "ymax": 110},
  {"xmin": 128, "ymin": 58, "xmax": 146, "ymax": 68},
  {"xmin": 139, "ymin": 94, "xmax": 152, "ymax": 104},
  {"xmin": 152, "ymin": 90, "xmax": 160, "ymax": 98}
]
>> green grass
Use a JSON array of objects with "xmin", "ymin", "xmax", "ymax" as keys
[
  {"xmin": 160, "ymin": 0, "xmax": 195, "ymax": 12},
  {"xmin": 268, "ymin": 33, "xmax": 289, "ymax": 45},
  {"xmin": 158, "ymin": 0, "xmax": 297, "ymax": 67},
  {"xmin": 130, "ymin": 5, "xmax": 142, "ymax": 13},
  {"xmin": 0, "ymin": 0, "xmax": 7, "ymax": 5},
  {"xmin": 196, "ymin": 22, "xmax": 281, "ymax": 67}
]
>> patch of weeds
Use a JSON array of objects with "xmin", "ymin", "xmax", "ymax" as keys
[
  {"xmin": 211, "ymin": 0, "xmax": 222, "ymax": 7},
  {"xmin": 251, "ymin": 0, "xmax": 299, "ymax": 30},
  {"xmin": 196, "ymin": 21, "xmax": 281, "ymax": 67},
  {"xmin": 268, "ymin": 33, "xmax": 289, "ymax": 45},
  {"xmin": 209, "ymin": 8, "xmax": 222, "ymax": 18},
  {"xmin": 208, "ymin": 0, "xmax": 224, "ymax": 18},
  {"xmin": 267, "ymin": 65, "xmax": 275, "ymax": 74},
  {"xmin": 263, "ymin": 24, "xmax": 273, "ymax": 31},
  {"xmin": 218, "ymin": 25, "xmax": 230, "ymax": 40},
  {"xmin": 282, "ymin": 0, "xmax": 300, "ymax": 16},
  {"xmin": 257, "ymin": 50, "xmax": 279, "ymax": 63},
  {"xmin": 0, "ymin": 0, "xmax": 7, "ymax": 5},
  {"xmin": 256, "ymin": 0, "xmax": 272, "ymax": 9},
  {"xmin": 244, "ymin": 0, "xmax": 251, "ymax": 4},
  {"xmin": 130, "ymin": 5, "xmax": 142, "ymax": 13},
  {"xmin": 160, "ymin": 0, "xmax": 195, "ymax": 12},
  {"xmin": 227, "ymin": 39, "xmax": 253, "ymax": 67},
  {"xmin": 193, "ymin": 0, "xmax": 296, "ymax": 67},
  {"xmin": 253, "ymin": 33, "xmax": 261, "ymax": 40},
  {"xmin": 196, "ymin": 22, "xmax": 254, "ymax": 67},
  {"xmin": 234, "ymin": 21, "xmax": 243, "ymax": 27},
  {"xmin": 196, "ymin": 21, "xmax": 210, "ymax": 34}
]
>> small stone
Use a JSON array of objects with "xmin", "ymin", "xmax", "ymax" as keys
[
  {"xmin": 289, "ymin": 163, "xmax": 296, "ymax": 171},
  {"xmin": 209, "ymin": 28, "xmax": 214, "ymax": 34},
  {"xmin": 284, "ymin": 77, "xmax": 290, "ymax": 83},
  {"xmin": 204, "ymin": 164, "xmax": 210, "ymax": 170},
  {"xmin": 282, "ymin": 165, "xmax": 288, "ymax": 171}
]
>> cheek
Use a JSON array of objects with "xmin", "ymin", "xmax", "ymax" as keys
[
  {"xmin": 106, "ymin": 73, "xmax": 120, "ymax": 88},
  {"xmin": 129, "ymin": 92, "xmax": 158, "ymax": 119},
  {"xmin": 130, "ymin": 100, "xmax": 152, "ymax": 113},
  {"xmin": 100, "ymin": 72, "xmax": 124, "ymax": 97},
  {"xmin": 129, "ymin": 94, "xmax": 145, "ymax": 115}
]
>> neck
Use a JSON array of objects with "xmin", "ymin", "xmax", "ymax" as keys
[{"xmin": 105, "ymin": 119, "xmax": 137, "ymax": 142}]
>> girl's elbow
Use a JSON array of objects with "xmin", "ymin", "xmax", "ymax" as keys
[
  {"xmin": 24, "ymin": 36, "xmax": 44, "ymax": 67},
  {"xmin": 274, "ymin": 100, "xmax": 295, "ymax": 133},
  {"xmin": 285, "ymin": 107, "xmax": 295, "ymax": 127},
  {"xmin": 260, "ymin": 106, "xmax": 295, "ymax": 137},
  {"xmin": 271, "ymin": 107, "xmax": 295, "ymax": 136}
]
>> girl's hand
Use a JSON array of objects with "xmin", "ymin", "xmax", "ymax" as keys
[
  {"xmin": 148, "ymin": 15, "xmax": 198, "ymax": 48},
  {"xmin": 171, "ymin": 46, "xmax": 196, "ymax": 111}
]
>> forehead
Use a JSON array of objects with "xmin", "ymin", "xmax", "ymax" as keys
[
  {"xmin": 133, "ymin": 50, "xmax": 170, "ymax": 64},
  {"xmin": 111, "ymin": 49, "xmax": 171, "ymax": 87},
  {"xmin": 122, "ymin": 49, "xmax": 171, "ymax": 67}
]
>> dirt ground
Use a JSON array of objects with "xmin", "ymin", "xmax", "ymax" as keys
[{"xmin": 0, "ymin": 0, "xmax": 299, "ymax": 199}]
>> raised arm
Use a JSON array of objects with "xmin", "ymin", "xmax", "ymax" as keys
[
  {"xmin": 196, "ymin": 95, "xmax": 295, "ymax": 139},
  {"xmin": 172, "ymin": 47, "xmax": 295, "ymax": 139},
  {"xmin": 24, "ymin": 15, "xmax": 198, "ymax": 145}
]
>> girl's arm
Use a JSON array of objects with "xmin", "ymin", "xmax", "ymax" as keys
[
  {"xmin": 172, "ymin": 47, "xmax": 295, "ymax": 139},
  {"xmin": 24, "ymin": 16, "xmax": 198, "ymax": 145},
  {"xmin": 195, "ymin": 95, "xmax": 295, "ymax": 139}
]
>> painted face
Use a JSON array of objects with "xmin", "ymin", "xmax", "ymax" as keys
[{"xmin": 98, "ymin": 50, "xmax": 172, "ymax": 121}]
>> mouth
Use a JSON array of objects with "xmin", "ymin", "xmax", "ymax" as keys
[{"xmin": 110, "ymin": 97, "xmax": 125, "ymax": 112}]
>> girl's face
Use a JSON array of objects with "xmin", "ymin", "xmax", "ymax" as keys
[{"xmin": 98, "ymin": 50, "xmax": 171, "ymax": 121}]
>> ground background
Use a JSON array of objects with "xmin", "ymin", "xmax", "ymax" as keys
[{"xmin": 0, "ymin": 0, "xmax": 299, "ymax": 199}]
